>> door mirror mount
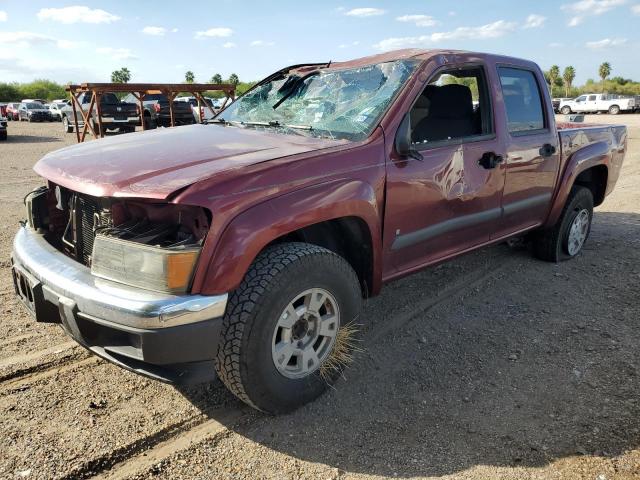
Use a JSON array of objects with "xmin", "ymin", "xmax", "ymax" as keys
[{"xmin": 395, "ymin": 114, "xmax": 423, "ymax": 161}]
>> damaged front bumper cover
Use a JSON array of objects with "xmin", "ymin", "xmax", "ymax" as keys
[{"xmin": 10, "ymin": 226, "xmax": 228, "ymax": 384}]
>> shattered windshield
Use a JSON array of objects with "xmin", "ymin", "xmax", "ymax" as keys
[{"xmin": 219, "ymin": 59, "xmax": 418, "ymax": 140}]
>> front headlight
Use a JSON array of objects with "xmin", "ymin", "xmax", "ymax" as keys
[{"xmin": 91, "ymin": 233, "xmax": 200, "ymax": 294}]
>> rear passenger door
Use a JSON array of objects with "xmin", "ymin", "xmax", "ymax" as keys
[{"xmin": 493, "ymin": 66, "xmax": 560, "ymax": 237}]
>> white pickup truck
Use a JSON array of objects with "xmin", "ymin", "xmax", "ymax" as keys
[{"xmin": 559, "ymin": 93, "xmax": 635, "ymax": 115}]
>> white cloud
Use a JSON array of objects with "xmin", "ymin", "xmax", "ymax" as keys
[
  {"xmin": 523, "ymin": 14, "xmax": 546, "ymax": 28},
  {"xmin": 345, "ymin": 7, "xmax": 385, "ymax": 17},
  {"xmin": 548, "ymin": 42, "xmax": 565, "ymax": 48},
  {"xmin": 97, "ymin": 47, "xmax": 138, "ymax": 60},
  {"xmin": 338, "ymin": 40, "xmax": 361, "ymax": 48},
  {"xmin": 223, "ymin": 42, "xmax": 237, "ymax": 48},
  {"xmin": 142, "ymin": 26, "xmax": 166, "ymax": 36},
  {"xmin": 374, "ymin": 20, "xmax": 517, "ymax": 51},
  {"xmin": 195, "ymin": 27, "xmax": 233, "ymax": 38},
  {"xmin": 56, "ymin": 39, "xmax": 77, "ymax": 49},
  {"xmin": 0, "ymin": 31, "xmax": 57, "ymax": 46},
  {"xmin": 0, "ymin": 10, "xmax": 7, "ymax": 22},
  {"xmin": 37, "ymin": 6, "xmax": 120, "ymax": 24},
  {"xmin": 250, "ymin": 40, "xmax": 275, "ymax": 47},
  {"xmin": 632, "ymin": 4, "xmax": 640, "ymax": 13},
  {"xmin": 171, "ymin": 28, "xmax": 178, "ymax": 33},
  {"xmin": 586, "ymin": 37, "xmax": 627, "ymax": 49},
  {"xmin": 561, "ymin": 0, "xmax": 627, "ymax": 26},
  {"xmin": 396, "ymin": 14, "xmax": 438, "ymax": 27}
]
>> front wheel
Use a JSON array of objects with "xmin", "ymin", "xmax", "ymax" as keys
[
  {"xmin": 215, "ymin": 242, "xmax": 362, "ymax": 414},
  {"xmin": 532, "ymin": 186, "xmax": 594, "ymax": 262},
  {"xmin": 62, "ymin": 116, "xmax": 73, "ymax": 133},
  {"xmin": 560, "ymin": 106, "xmax": 572, "ymax": 115},
  {"xmin": 608, "ymin": 105, "xmax": 620, "ymax": 115}
]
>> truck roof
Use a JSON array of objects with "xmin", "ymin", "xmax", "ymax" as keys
[{"xmin": 324, "ymin": 49, "xmax": 539, "ymax": 70}]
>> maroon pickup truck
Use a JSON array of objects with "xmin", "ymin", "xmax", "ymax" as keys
[{"xmin": 11, "ymin": 49, "xmax": 626, "ymax": 413}]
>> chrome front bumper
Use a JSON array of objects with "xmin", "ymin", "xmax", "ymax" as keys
[
  {"xmin": 11, "ymin": 226, "xmax": 228, "ymax": 383},
  {"xmin": 11, "ymin": 226, "xmax": 227, "ymax": 329}
]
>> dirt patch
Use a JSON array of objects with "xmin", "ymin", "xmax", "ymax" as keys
[{"xmin": 0, "ymin": 117, "xmax": 639, "ymax": 479}]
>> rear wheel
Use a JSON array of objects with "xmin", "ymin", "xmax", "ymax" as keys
[
  {"xmin": 560, "ymin": 106, "xmax": 572, "ymax": 115},
  {"xmin": 608, "ymin": 104, "xmax": 620, "ymax": 115},
  {"xmin": 532, "ymin": 186, "xmax": 593, "ymax": 262},
  {"xmin": 215, "ymin": 242, "xmax": 362, "ymax": 414},
  {"xmin": 0, "ymin": 131, "xmax": 7, "ymax": 141}
]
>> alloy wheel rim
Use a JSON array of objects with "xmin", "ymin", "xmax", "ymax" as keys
[
  {"xmin": 271, "ymin": 288, "xmax": 340, "ymax": 379},
  {"xmin": 567, "ymin": 208, "xmax": 589, "ymax": 256}
]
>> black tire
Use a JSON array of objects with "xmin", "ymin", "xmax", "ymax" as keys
[
  {"xmin": 533, "ymin": 186, "xmax": 594, "ymax": 262},
  {"xmin": 215, "ymin": 242, "xmax": 362, "ymax": 414},
  {"xmin": 560, "ymin": 106, "xmax": 572, "ymax": 115},
  {"xmin": 144, "ymin": 113, "xmax": 156, "ymax": 129},
  {"xmin": 608, "ymin": 104, "xmax": 620, "ymax": 115},
  {"xmin": 0, "ymin": 131, "xmax": 7, "ymax": 141}
]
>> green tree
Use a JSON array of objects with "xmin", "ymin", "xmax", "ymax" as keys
[
  {"xmin": 18, "ymin": 79, "xmax": 66, "ymax": 101},
  {"xmin": 563, "ymin": 66, "xmax": 576, "ymax": 97},
  {"xmin": 598, "ymin": 62, "xmax": 611, "ymax": 92},
  {"xmin": 210, "ymin": 73, "xmax": 223, "ymax": 84},
  {"xmin": 548, "ymin": 65, "xmax": 560, "ymax": 97},
  {"xmin": 185, "ymin": 71, "xmax": 195, "ymax": 83},
  {"xmin": 228, "ymin": 73, "xmax": 239, "ymax": 86},
  {"xmin": 0, "ymin": 83, "xmax": 21, "ymax": 102},
  {"xmin": 111, "ymin": 67, "xmax": 131, "ymax": 83}
]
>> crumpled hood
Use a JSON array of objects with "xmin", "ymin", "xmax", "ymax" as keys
[{"xmin": 34, "ymin": 124, "xmax": 348, "ymax": 199}]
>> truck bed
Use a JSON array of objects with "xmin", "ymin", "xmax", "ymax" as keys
[{"xmin": 556, "ymin": 122, "xmax": 627, "ymax": 199}]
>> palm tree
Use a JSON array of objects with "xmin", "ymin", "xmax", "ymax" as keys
[
  {"xmin": 210, "ymin": 73, "xmax": 223, "ymax": 84},
  {"xmin": 185, "ymin": 71, "xmax": 195, "ymax": 83},
  {"xmin": 111, "ymin": 67, "xmax": 131, "ymax": 83},
  {"xmin": 548, "ymin": 65, "xmax": 560, "ymax": 97},
  {"xmin": 228, "ymin": 73, "xmax": 239, "ymax": 86},
  {"xmin": 598, "ymin": 62, "xmax": 611, "ymax": 93},
  {"xmin": 563, "ymin": 66, "xmax": 576, "ymax": 97}
]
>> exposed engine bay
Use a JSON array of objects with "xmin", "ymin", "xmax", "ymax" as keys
[{"xmin": 25, "ymin": 183, "xmax": 210, "ymax": 268}]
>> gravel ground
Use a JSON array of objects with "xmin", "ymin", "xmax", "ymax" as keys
[{"xmin": 0, "ymin": 116, "xmax": 639, "ymax": 480}]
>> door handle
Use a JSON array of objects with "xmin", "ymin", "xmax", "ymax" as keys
[
  {"xmin": 478, "ymin": 152, "xmax": 503, "ymax": 169},
  {"xmin": 539, "ymin": 143, "xmax": 556, "ymax": 157}
]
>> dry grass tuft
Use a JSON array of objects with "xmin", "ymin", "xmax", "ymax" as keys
[{"xmin": 319, "ymin": 322, "xmax": 363, "ymax": 384}]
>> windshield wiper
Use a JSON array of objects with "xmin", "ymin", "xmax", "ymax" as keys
[{"xmin": 272, "ymin": 71, "xmax": 319, "ymax": 110}]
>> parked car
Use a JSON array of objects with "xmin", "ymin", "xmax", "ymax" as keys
[
  {"xmin": 52, "ymin": 99, "xmax": 71, "ymax": 105},
  {"xmin": 175, "ymin": 96, "xmax": 223, "ymax": 122},
  {"xmin": 122, "ymin": 93, "xmax": 195, "ymax": 128},
  {"xmin": 6, "ymin": 103, "xmax": 21, "ymax": 121},
  {"xmin": 11, "ymin": 50, "xmax": 627, "ymax": 414},
  {"xmin": 559, "ymin": 93, "xmax": 636, "ymax": 115},
  {"xmin": 552, "ymin": 97, "xmax": 572, "ymax": 113},
  {"xmin": 0, "ymin": 112, "xmax": 7, "ymax": 141},
  {"xmin": 60, "ymin": 93, "xmax": 139, "ymax": 134},
  {"xmin": 18, "ymin": 102, "xmax": 52, "ymax": 122},
  {"xmin": 21, "ymin": 98, "xmax": 47, "ymax": 105},
  {"xmin": 47, "ymin": 102, "xmax": 66, "ymax": 121}
]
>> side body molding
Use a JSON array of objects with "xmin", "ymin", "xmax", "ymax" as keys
[
  {"xmin": 199, "ymin": 179, "xmax": 383, "ymax": 296},
  {"xmin": 544, "ymin": 139, "xmax": 610, "ymax": 228}
]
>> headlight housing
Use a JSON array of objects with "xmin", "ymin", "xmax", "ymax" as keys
[{"xmin": 91, "ymin": 233, "xmax": 200, "ymax": 294}]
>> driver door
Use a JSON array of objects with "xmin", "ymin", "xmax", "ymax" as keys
[{"xmin": 383, "ymin": 59, "xmax": 505, "ymax": 277}]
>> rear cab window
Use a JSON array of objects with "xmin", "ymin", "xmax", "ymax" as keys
[{"xmin": 497, "ymin": 67, "xmax": 546, "ymax": 135}]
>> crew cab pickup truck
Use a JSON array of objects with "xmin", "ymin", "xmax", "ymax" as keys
[
  {"xmin": 61, "ymin": 93, "xmax": 139, "ymax": 134},
  {"xmin": 560, "ymin": 93, "xmax": 636, "ymax": 115},
  {"xmin": 122, "ymin": 93, "xmax": 195, "ymax": 128},
  {"xmin": 11, "ymin": 50, "xmax": 626, "ymax": 414}
]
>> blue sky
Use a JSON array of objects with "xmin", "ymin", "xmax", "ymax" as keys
[{"xmin": 0, "ymin": 0, "xmax": 638, "ymax": 85}]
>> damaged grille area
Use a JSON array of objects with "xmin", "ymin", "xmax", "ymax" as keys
[{"xmin": 26, "ymin": 184, "xmax": 210, "ymax": 270}]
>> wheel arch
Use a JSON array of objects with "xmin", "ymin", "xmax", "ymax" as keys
[
  {"xmin": 196, "ymin": 179, "xmax": 383, "ymax": 297},
  {"xmin": 545, "ymin": 141, "xmax": 610, "ymax": 227}
]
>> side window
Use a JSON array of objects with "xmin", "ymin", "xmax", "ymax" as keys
[
  {"xmin": 588, "ymin": 95, "xmax": 597, "ymax": 101},
  {"xmin": 410, "ymin": 65, "xmax": 493, "ymax": 146},
  {"xmin": 498, "ymin": 67, "xmax": 545, "ymax": 134},
  {"xmin": 577, "ymin": 95, "xmax": 587, "ymax": 102}
]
